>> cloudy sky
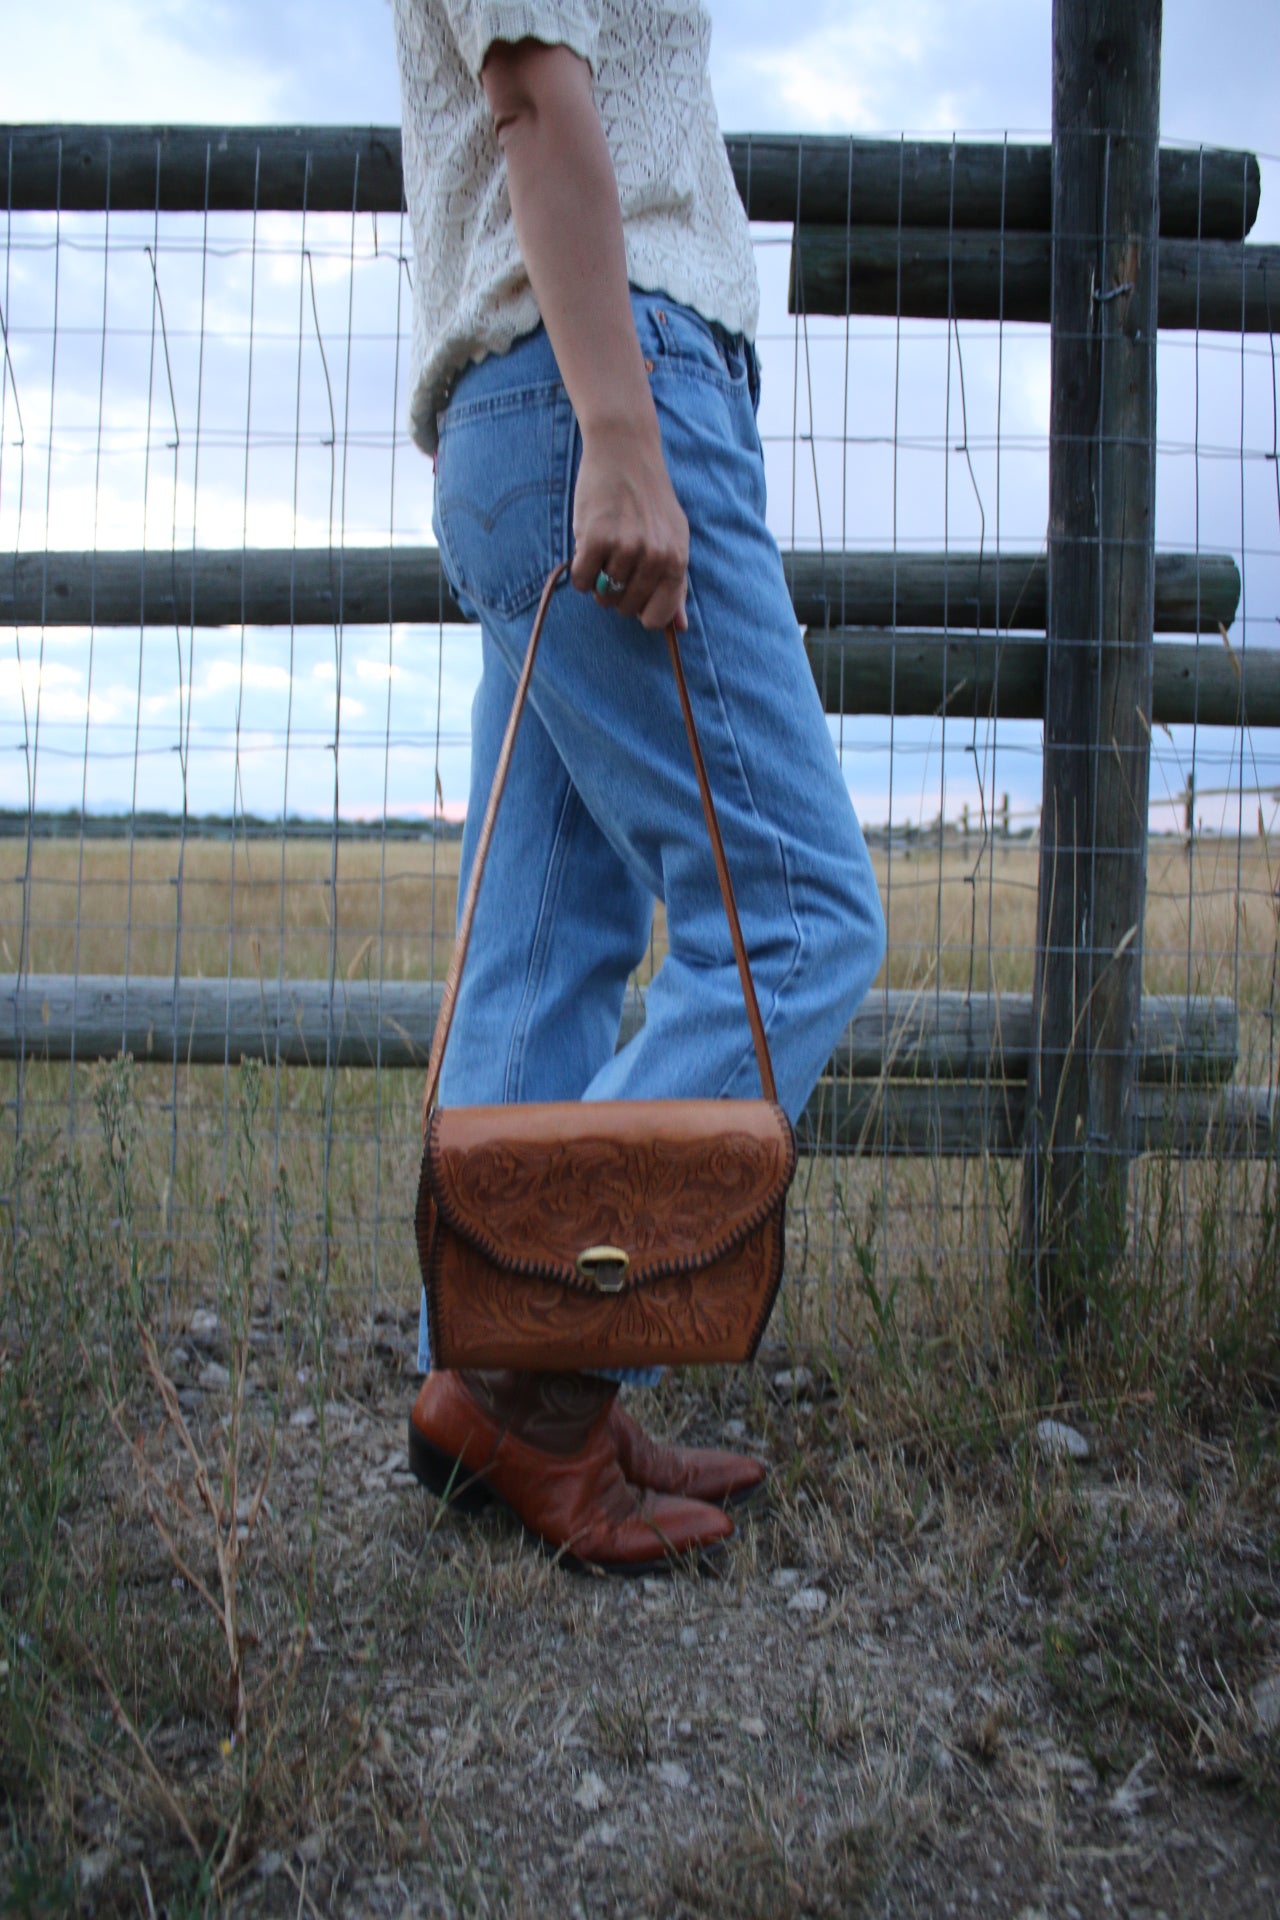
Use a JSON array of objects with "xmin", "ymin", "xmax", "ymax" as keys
[
  {"xmin": 4, "ymin": 1, "xmax": 1277, "ymax": 157},
  {"xmin": 2, "ymin": 1, "xmax": 1277, "ymax": 833}
]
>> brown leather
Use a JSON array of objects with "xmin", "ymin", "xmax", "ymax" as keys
[
  {"xmin": 415, "ymin": 561, "xmax": 797, "ymax": 1373},
  {"xmin": 408, "ymin": 1370, "xmax": 733, "ymax": 1570},
  {"xmin": 421, "ymin": 567, "xmax": 569, "ymax": 1136},
  {"xmin": 608, "ymin": 1403, "xmax": 767, "ymax": 1506},
  {"xmin": 418, "ymin": 1098, "xmax": 794, "ymax": 1370},
  {"xmin": 460, "ymin": 1368, "xmax": 617, "ymax": 1453}
]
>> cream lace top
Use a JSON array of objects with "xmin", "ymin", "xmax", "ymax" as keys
[{"xmin": 392, "ymin": 0, "xmax": 759, "ymax": 452}]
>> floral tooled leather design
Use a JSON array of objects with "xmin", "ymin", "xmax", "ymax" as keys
[
  {"xmin": 428, "ymin": 1228, "xmax": 784, "ymax": 1371},
  {"xmin": 430, "ymin": 1099, "xmax": 792, "ymax": 1288},
  {"xmin": 415, "ymin": 1096, "xmax": 796, "ymax": 1370}
]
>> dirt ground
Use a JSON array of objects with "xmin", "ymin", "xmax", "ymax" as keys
[{"xmin": 24, "ymin": 1301, "xmax": 1277, "ymax": 1920}]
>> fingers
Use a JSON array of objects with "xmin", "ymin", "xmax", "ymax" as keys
[
  {"xmin": 574, "ymin": 544, "xmax": 686, "ymax": 630},
  {"xmin": 633, "ymin": 560, "xmax": 688, "ymax": 633},
  {"xmin": 571, "ymin": 528, "xmax": 688, "ymax": 632},
  {"xmin": 568, "ymin": 431, "xmax": 689, "ymax": 632}
]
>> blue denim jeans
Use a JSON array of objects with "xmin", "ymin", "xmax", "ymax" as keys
[{"xmin": 417, "ymin": 290, "xmax": 885, "ymax": 1376}]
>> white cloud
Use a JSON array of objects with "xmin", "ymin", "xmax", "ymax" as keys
[
  {"xmin": 202, "ymin": 660, "xmax": 291, "ymax": 694},
  {"xmin": 142, "ymin": 687, "xmax": 190, "ymax": 716},
  {"xmin": 2, "ymin": 0, "xmax": 404, "ymax": 126},
  {"xmin": 353, "ymin": 656, "xmax": 400, "ymax": 683},
  {"xmin": 0, "ymin": 3, "xmax": 285, "ymax": 124},
  {"xmin": 713, "ymin": 0, "xmax": 1019, "ymax": 136},
  {"xmin": 731, "ymin": 10, "xmax": 931, "ymax": 134},
  {"xmin": 0, "ymin": 654, "xmax": 131, "ymax": 725}
]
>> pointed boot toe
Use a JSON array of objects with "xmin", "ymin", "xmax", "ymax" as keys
[
  {"xmin": 409, "ymin": 1371, "xmax": 732, "ymax": 1573},
  {"xmin": 608, "ymin": 1402, "xmax": 767, "ymax": 1506}
]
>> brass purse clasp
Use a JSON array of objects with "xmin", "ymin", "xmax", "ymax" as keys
[{"xmin": 575, "ymin": 1244, "xmax": 630, "ymax": 1292}]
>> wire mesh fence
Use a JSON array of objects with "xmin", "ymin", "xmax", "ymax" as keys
[{"xmin": 2, "ymin": 125, "xmax": 1279, "ymax": 1347}]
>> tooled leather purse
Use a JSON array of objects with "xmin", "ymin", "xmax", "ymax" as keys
[{"xmin": 415, "ymin": 563, "xmax": 796, "ymax": 1372}]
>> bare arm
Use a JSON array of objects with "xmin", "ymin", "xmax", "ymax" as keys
[{"xmin": 481, "ymin": 38, "xmax": 688, "ymax": 632}]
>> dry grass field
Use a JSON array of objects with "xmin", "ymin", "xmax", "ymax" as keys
[
  {"xmin": 6, "ymin": 826, "xmax": 1280, "ymax": 1315},
  {"xmin": 2, "ymin": 830, "xmax": 1279, "ymax": 1916},
  {"xmin": 7, "ymin": 828, "xmax": 1277, "ymax": 1003}
]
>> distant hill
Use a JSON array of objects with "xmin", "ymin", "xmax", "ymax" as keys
[{"xmin": 0, "ymin": 809, "xmax": 465, "ymax": 843}]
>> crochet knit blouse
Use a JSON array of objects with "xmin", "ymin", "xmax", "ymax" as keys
[{"xmin": 392, "ymin": 0, "xmax": 759, "ymax": 452}]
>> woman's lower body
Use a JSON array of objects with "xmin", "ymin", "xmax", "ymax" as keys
[{"xmin": 410, "ymin": 290, "xmax": 885, "ymax": 1566}]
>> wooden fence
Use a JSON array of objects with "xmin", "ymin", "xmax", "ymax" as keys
[
  {"xmin": 2, "ymin": 51, "xmax": 1277, "ymax": 1190},
  {"xmin": 3, "ymin": 974, "xmax": 1260, "ymax": 1159}
]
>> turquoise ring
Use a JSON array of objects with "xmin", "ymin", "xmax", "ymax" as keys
[{"xmin": 595, "ymin": 570, "xmax": 626, "ymax": 597}]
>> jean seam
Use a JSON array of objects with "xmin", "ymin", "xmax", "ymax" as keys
[
  {"xmin": 680, "ymin": 573, "xmax": 806, "ymax": 1101},
  {"xmin": 651, "ymin": 361, "xmax": 741, "ymax": 398},
  {"xmin": 435, "ymin": 384, "xmax": 571, "ymax": 617},
  {"xmin": 439, "ymin": 377, "xmax": 564, "ymax": 429},
  {"xmin": 503, "ymin": 772, "xmax": 580, "ymax": 1101},
  {"xmin": 646, "ymin": 302, "xmax": 746, "ymax": 396}
]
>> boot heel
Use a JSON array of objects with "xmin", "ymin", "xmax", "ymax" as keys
[{"xmin": 408, "ymin": 1418, "xmax": 494, "ymax": 1515}]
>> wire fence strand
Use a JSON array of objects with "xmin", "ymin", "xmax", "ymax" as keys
[{"xmin": 2, "ymin": 127, "xmax": 1279, "ymax": 1342}]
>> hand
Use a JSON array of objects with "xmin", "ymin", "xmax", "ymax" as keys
[{"xmin": 569, "ymin": 419, "xmax": 689, "ymax": 633}]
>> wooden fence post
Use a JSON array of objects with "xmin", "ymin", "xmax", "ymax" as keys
[{"xmin": 1019, "ymin": 0, "xmax": 1162, "ymax": 1334}]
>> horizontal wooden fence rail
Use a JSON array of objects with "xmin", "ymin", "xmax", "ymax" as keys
[
  {"xmin": 3, "ymin": 547, "xmax": 1240, "ymax": 638},
  {"xmin": 2, "ymin": 975, "xmax": 1254, "ymax": 1157},
  {"xmin": 791, "ymin": 228, "xmax": 1280, "ymax": 331},
  {"xmin": 1, "ymin": 126, "xmax": 1259, "ymax": 239},
  {"xmin": 1, "ymin": 976, "xmax": 1236, "ymax": 1084},
  {"xmin": 807, "ymin": 629, "xmax": 1279, "ymax": 727},
  {"xmin": 805, "ymin": 1080, "xmax": 1279, "ymax": 1159}
]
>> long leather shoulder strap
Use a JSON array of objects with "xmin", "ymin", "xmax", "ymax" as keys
[{"xmin": 421, "ymin": 562, "xmax": 778, "ymax": 1133}]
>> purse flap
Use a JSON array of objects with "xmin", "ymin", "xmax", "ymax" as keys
[{"xmin": 427, "ymin": 1098, "xmax": 795, "ymax": 1293}]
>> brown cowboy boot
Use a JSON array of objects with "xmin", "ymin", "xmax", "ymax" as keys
[
  {"xmin": 607, "ymin": 1402, "xmax": 766, "ymax": 1506},
  {"xmin": 408, "ymin": 1369, "xmax": 733, "ymax": 1573}
]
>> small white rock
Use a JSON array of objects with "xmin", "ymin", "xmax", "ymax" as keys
[
  {"xmin": 723, "ymin": 1418, "xmax": 747, "ymax": 1440},
  {"xmin": 296, "ymin": 1832, "xmax": 325, "ymax": 1866},
  {"xmin": 1034, "ymin": 1418, "xmax": 1091, "ymax": 1462},
  {"xmin": 770, "ymin": 1568, "xmax": 801, "ymax": 1589},
  {"xmin": 289, "ymin": 1406, "xmax": 317, "ymax": 1429},
  {"xmin": 189, "ymin": 1308, "xmax": 219, "ymax": 1340},
  {"xmin": 740, "ymin": 1716, "xmax": 767, "ymax": 1740},
  {"xmin": 582, "ymin": 1820, "xmax": 620, "ymax": 1849},
  {"xmin": 1252, "ymin": 1671, "xmax": 1280, "ymax": 1735},
  {"xmin": 198, "ymin": 1361, "xmax": 231, "ymax": 1392},
  {"xmin": 255, "ymin": 1851, "xmax": 284, "ymax": 1880},
  {"xmin": 654, "ymin": 1759, "xmax": 691, "ymax": 1790},
  {"xmin": 77, "ymin": 1850, "xmax": 113, "ymax": 1891},
  {"xmin": 772, "ymin": 1366, "xmax": 813, "ymax": 1395},
  {"xmin": 787, "ymin": 1587, "xmax": 829, "ymax": 1615},
  {"xmin": 1108, "ymin": 1756, "xmax": 1155, "ymax": 1818},
  {"xmin": 573, "ymin": 1770, "xmax": 611, "ymax": 1813}
]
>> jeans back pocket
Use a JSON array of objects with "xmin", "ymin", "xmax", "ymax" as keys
[{"xmin": 434, "ymin": 380, "xmax": 574, "ymax": 620}]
